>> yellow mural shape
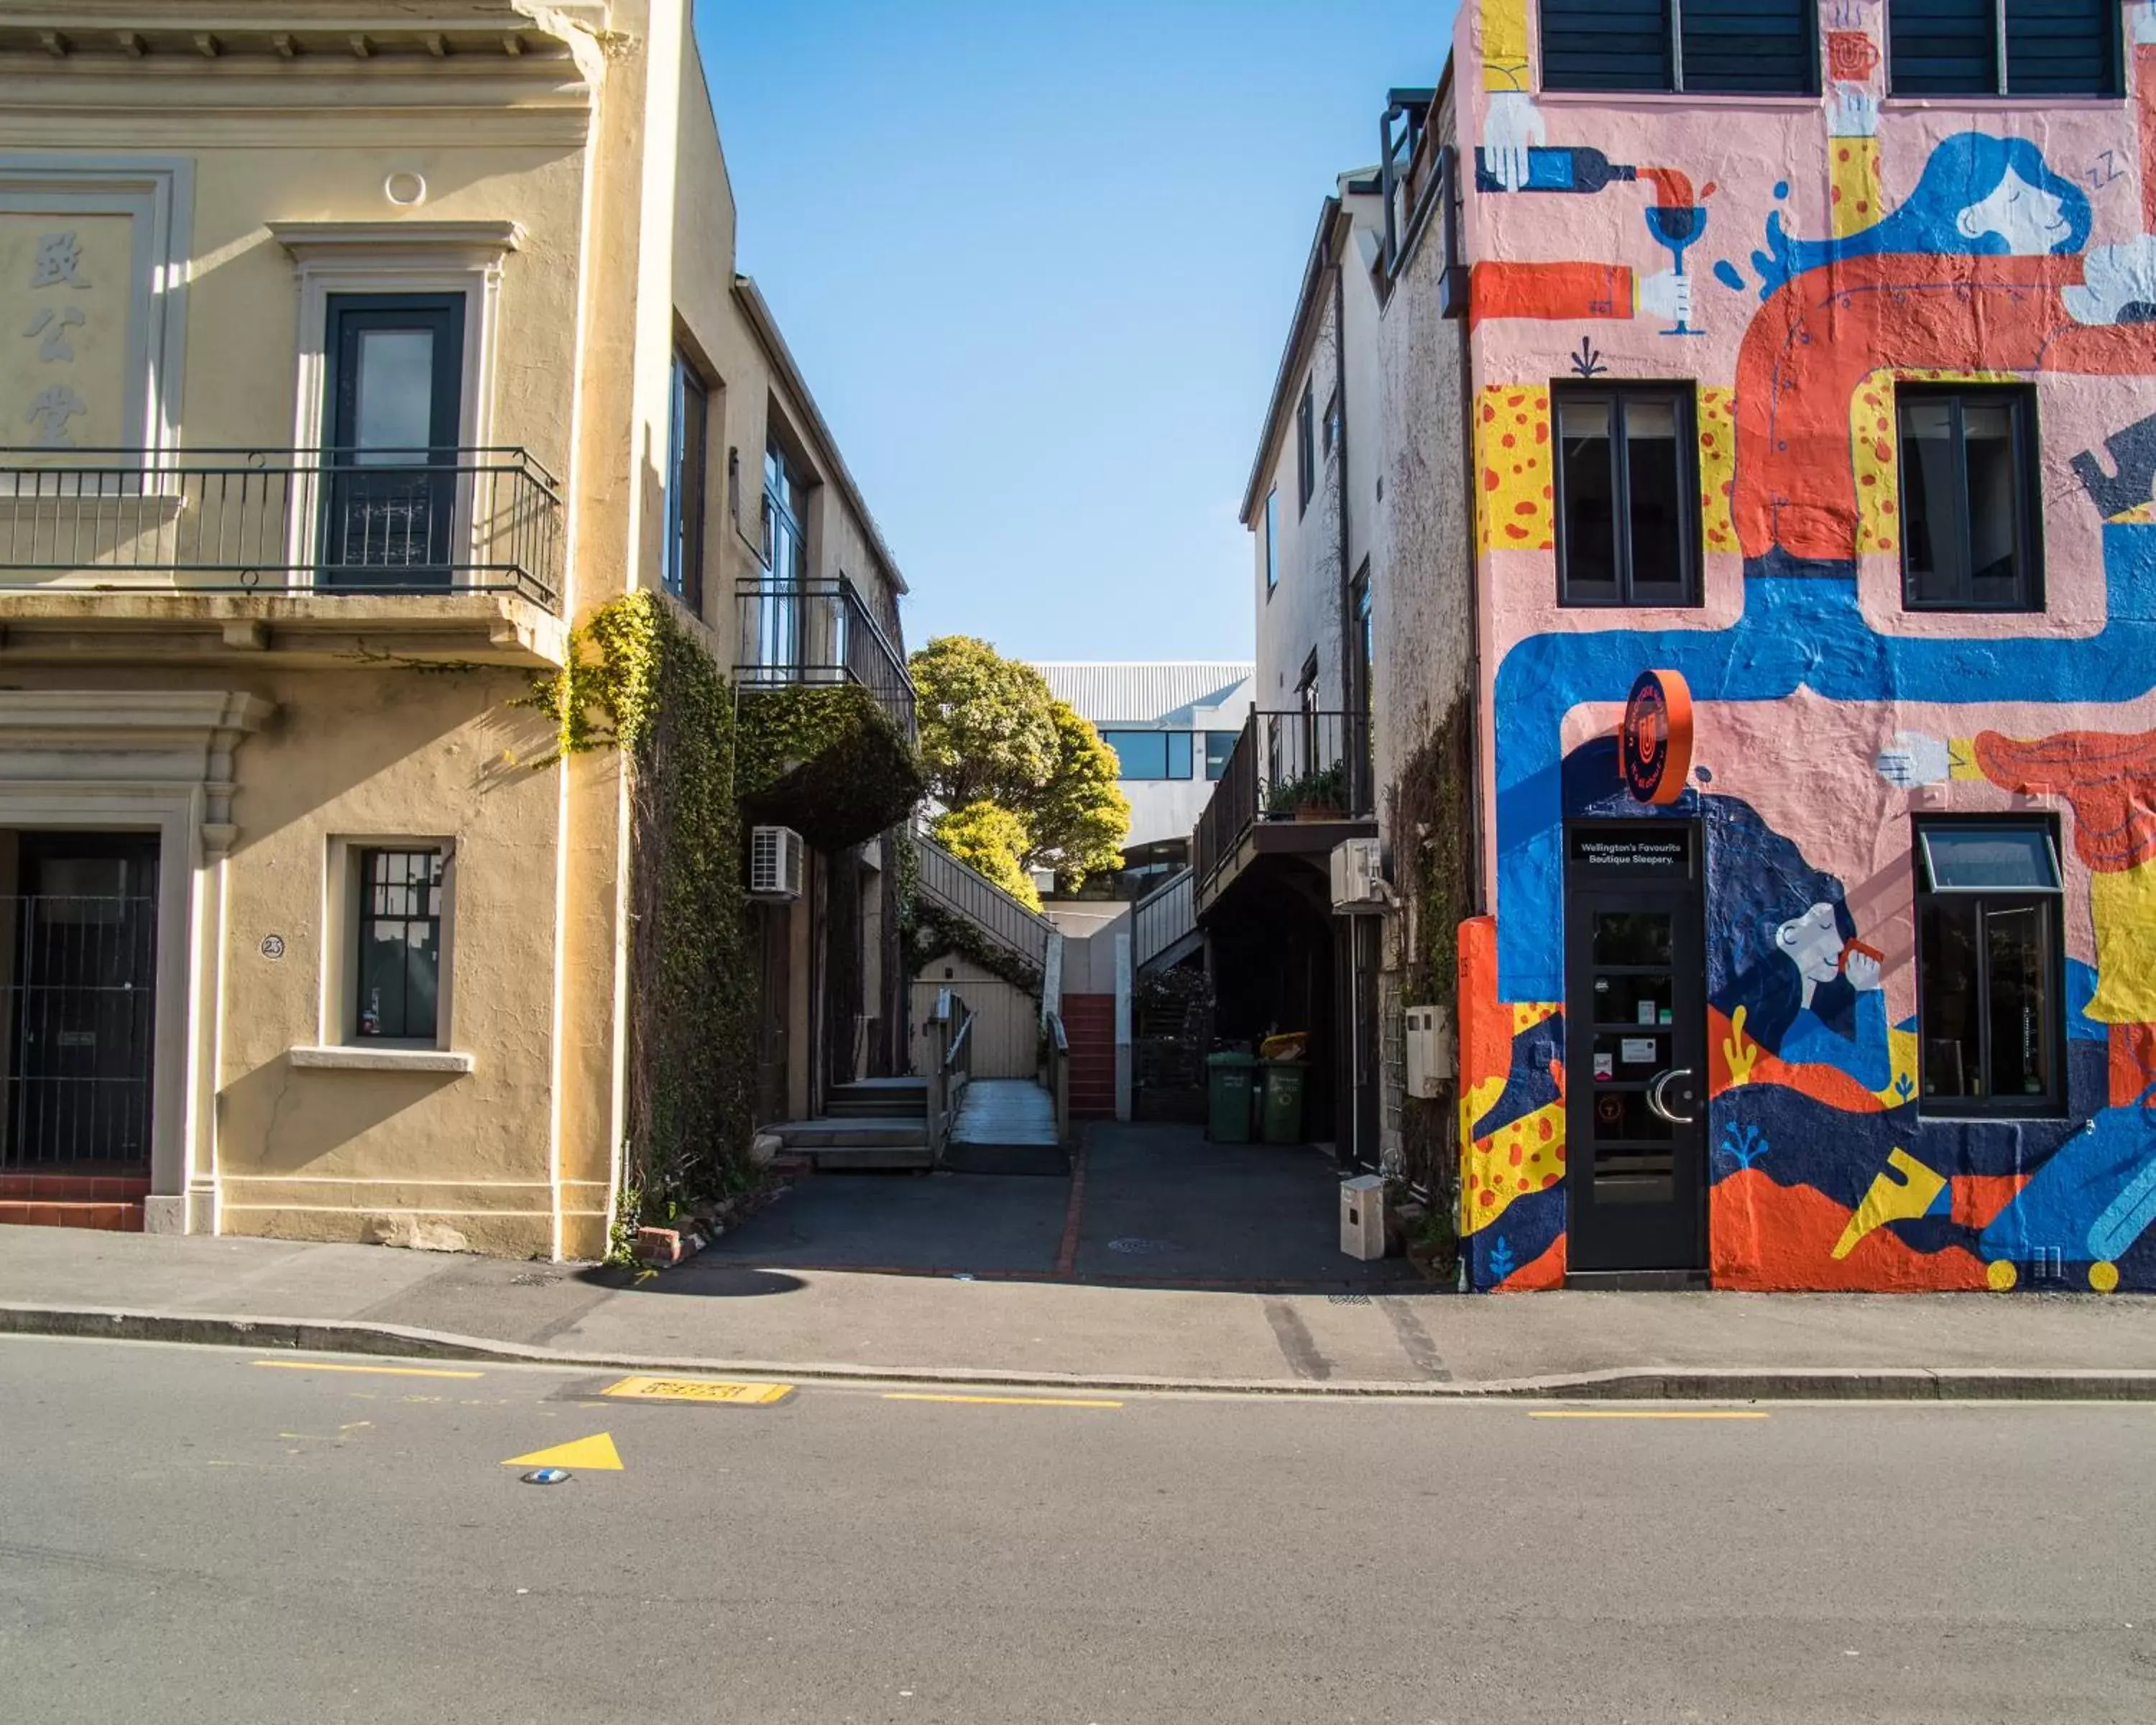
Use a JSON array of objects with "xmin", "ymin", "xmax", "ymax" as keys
[
  {"xmin": 1476, "ymin": 385, "xmax": 1553, "ymax": 554},
  {"xmin": 1465, "ymin": 1098, "xmax": 1565, "ymax": 1233},
  {"xmin": 1831, "ymin": 1147, "xmax": 1946, "ymax": 1260},
  {"xmin": 1829, "ymin": 138, "xmax": 1883, "ymax": 239},
  {"xmin": 1481, "ymin": 0, "xmax": 1531, "ymax": 91},
  {"xmin": 1698, "ymin": 386, "xmax": 1736, "ymax": 556},
  {"xmin": 1852, "ymin": 372, "xmax": 2024, "ymax": 555},
  {"xmin": 2085, "ymin": 863, "xmax": 2156, "ymax": 1023}
]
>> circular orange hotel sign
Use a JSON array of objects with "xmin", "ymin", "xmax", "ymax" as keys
[{"xmin": 1620, "ymin": 669, "xmax": 1692, "ymax": 806}]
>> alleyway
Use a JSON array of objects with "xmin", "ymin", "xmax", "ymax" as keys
[{"xmin": 699, "ymin": 1121, "xmax": 1422, "ymax": 1289}]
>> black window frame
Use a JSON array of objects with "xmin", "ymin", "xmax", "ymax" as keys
[
  {"xmin": 1896, "ymin": 383, "xmax": 2043, "ymax": 615},
  {"xmin": 665, "ymin": 349, "xmax": 709, "ymax": 609},
  {"xmin": 1552, "ymin": 382, "xmax": 1703, "ymax": 609},
  {"xmin": 1296, "ymin": 380, "xmax": 1316, "ymax": 515},
  {"xmin": 1539, "ymin": 0, "xmax": 1820, "ymax": 96},
  {"xmin": 1099, "ymin": 729, "xmax": 1193, "ymax": 782},
  {"xmin": 1204, "ymin": 730, "xmax": 1238, "ymax": 781},
  {"xmin": 355, "ymin": 846, "xmax": 446, "ymax": 1043},
  {"xmin": 1888, "ymin": 0, "xmax": 2123, "ymax": 98},
  {"xmin": 1263, "ymin": 486, "xmax": 1279, "ymax": 594},
  {"xmin": 1912, "ymin": 816, "xmax": 2066, "ymax": 1118}
]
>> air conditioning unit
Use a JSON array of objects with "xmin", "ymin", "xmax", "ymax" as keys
[
  {"xmin": 747, "ymin": 825, "xmax": 805, "ymax": 901},
  {"xmin": 1329, "ymin": 837, "xmax": 1388, "ymax": 914},
  {"xmin": 1404, "ymin": 1004, "xmax": 1455, "ymax": 1098}
]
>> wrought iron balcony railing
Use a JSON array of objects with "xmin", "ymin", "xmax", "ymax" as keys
[
  {"xmin": 1193, "ymin": 707, "xmax": 1374, "ymax": 890},
  {"xmin": 733, "ymin": 576, "xmax": 916, "ymax": 741},
  {"xmin": 0, "ymin": 448, "xmax": 563, "ymax": 612}
]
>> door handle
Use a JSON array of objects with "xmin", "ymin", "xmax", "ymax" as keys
[{"xmin": 1646, "ymin": 1067, "xmax": 1697, "ymax": 1125}]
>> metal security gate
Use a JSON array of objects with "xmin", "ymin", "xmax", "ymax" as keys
[{"xmin": 2, "ymin": 836, "xmax": 159, "ymax": 1172}]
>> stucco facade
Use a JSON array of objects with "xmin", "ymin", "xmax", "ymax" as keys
[
  {"xmin": 0, "ymin": 3, "xmax": 911, "ymax": 1256},
  {"xmin": 1450, "ymin": 0, "xmax": 2156, "ymax": 1293}
]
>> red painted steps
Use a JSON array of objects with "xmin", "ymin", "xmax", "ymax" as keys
[
  {"xmin": 1061, "ymin": 993, "xmax": 1118, "ymax": 1119},
  {"xmin": 0, "ymin": 1172, "xmax": 149, "ymax": 1232}
]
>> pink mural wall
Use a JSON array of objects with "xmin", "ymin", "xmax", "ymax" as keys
[{"xmin": 1453, "ymin": 0, "xmax": 2156, "ymax": 1292}]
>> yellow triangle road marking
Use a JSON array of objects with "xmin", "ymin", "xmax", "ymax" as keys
[{"xmin": 504, "ymin": 1432, "xmax": 623, "ymax": 1471}]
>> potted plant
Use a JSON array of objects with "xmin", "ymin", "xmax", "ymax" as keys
[{"xmin": 1291, "ymin": 760, "xmax": 1348, "ymax": 821}]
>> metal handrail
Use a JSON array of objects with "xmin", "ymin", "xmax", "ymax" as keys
[
  {"xmin": 1044, "ymin": 1009, "xmax": 1070, "ymax": 1143},
  {"xmin": 732, "ymin": 576, "xmax": 916, "ymax": 741},
  {"xmin": 1131, "ymin": 866, "xmax": 1195, "ymax": 972},
  {"xmin": 0, "ymin": 446, "xmax": 563, "ymax": 611},
  {"xmin": 1193, "ymin": 707, "xmax": 1373, "ymax": 889},
  {"xmin": 915, "ymin": 832, "xmax": 1055, "ymax": 975},
  {"xmin": 924, "ymin": 988, "xmax": 973, "ymax": 1158}
]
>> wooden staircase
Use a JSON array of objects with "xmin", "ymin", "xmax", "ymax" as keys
[{"xmin": 768, "ymin": 1077, "xmax": 932, "ymax": 1169}]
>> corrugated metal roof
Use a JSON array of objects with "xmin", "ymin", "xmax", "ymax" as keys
[{"xmin": 1031, "ymin": 663, "xmax": 1255, "ymax": 725}]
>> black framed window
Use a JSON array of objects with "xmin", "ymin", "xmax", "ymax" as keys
[
  {"xmin": 1296, "ymin": 381, "xmax": 1316, "ymax": 514},
  {"xmin": 356, "ymin": 848, "xmax": 444, "ymax": 1041},
  {"xmin": 1554, "ymin": 384, "xmax": 1700, "ymax": 607},
  {"xmin": 1889, "ymin": 0, "xmax": 2120, "ymax": 96},
  {"xmin": 1322, "ymin": 386, "xmax": 1342, "ymax": 458},
  {"xmin": 665, "ymin": 351, "xmax": 709, "ymax": 608},
  {"xmin": 320, "ymin": 293, "xmax": 466, "ymax": 586},
  {"xmin": 1204, "ymin": 730, "xmax": 1239, "ymax": 781},
  {"xmin": 1100, "ymin": 730, "xmax": 1193, "ymax": 781},
  {"xmin": 1915, "ymin": 821, "xmax": 2064, "ymax": 1113},
  {"xmin": 1539, "ymin": 0, "xmax": 1816, "ymax": 95},
  {"xmin": 1263, "ymin": 487, "xmax": 1279, "ymax": 593},
  {"xmin": 1899, "ymin": 385, "xmax": 2040, "ymax": 612}
]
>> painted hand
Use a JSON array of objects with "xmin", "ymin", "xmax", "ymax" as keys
[
  {"xmin": 1481, "ymin": 91, "xmax": 1544, "ymax": 193},
  {"xmin": 1636, "ymin": 269, "xmax": 1691, "ymax": 325},
  {"xmin": 1844, "ymin": 952, "xmax": 1882, "ymax": 993},
  {"xmin": 1829, "ymin": 82, "xmax": 1879, "ymax": 139}
]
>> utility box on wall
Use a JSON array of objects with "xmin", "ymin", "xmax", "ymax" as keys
[{"xmin": 1403, "ymin": 1005, "xmax": 1455, "ymax": 1098}]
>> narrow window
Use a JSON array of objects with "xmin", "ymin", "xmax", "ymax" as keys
[
  {"xmin": 1899, "ymin": 385, "xmax": 2040, "ymax": 612},
  {"xmin": 1915, "ymin": 822, "xmax": 2064, "ymax": 1113},
  {"xmin": 1554, "ymin": 385, "xmax": 1700, "ymax": 607},
  {"xmin": 1297, "ymin": 382, "xmax": 1316, "ymax": 514},
  {"xmin": 1263, "ymin": 486, "xmax": 1279, "ymax": 593},
  {"xmin": 1538, "ymin": 0, "xmax": 1815, "ymax": 96},
  {"xmin": 1100, "ymin": 730, "xmax": 1172, "ymax": 780},
  {"xmin": 1204, "ymin": 730, "xmax": 1239, "ymax": 781},
  {"xmin": 1890, "ymin": 0, "xmax": 2119, "ymax": 96},
  {"xmin": 1166, "ymin": 731, "xmax": 1194, "ymax": 779},
  {"xmin": 665, "ymin": 351, "xmax": 708, "ymax": 607},
  {"xmin": 760, "ymin": 441, "xmax": 808, "ymax": 670},
  {"xmin": 356, "ymin": 848, "xmax": 444, "ymax": 1041},
  {"xmin": 1322, "ymin": 387, "xmax": 1342, "ymax": 459}
]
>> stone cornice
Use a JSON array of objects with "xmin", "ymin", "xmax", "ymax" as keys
[{"xmin": 270, "ymin": 218, "xmax": 524, "ymax": 270}]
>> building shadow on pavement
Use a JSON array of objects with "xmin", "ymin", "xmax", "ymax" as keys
[{"xmin": 614, "ymin": 1120, "xmax": 1437, "ymax": 1295}]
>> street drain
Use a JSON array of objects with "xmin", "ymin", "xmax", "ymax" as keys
[{"xmin": 1327, "ymin": 1293, "xmax": 1373, "ymax": 1305}]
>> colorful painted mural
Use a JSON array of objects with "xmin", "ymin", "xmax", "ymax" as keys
[{"xmin": 1457, "ymin": 0, "xmax": 2156, "ymax": 1291}]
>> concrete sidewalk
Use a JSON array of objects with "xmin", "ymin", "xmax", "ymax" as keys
[{"xmin": 5, "ymin": 1220, "xmax": 2156, "ymax": 1397}]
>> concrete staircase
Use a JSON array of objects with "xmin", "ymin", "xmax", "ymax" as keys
[{"xmin": 767, "ymin": 1078, "xmax": 932, "ymax": 1169}]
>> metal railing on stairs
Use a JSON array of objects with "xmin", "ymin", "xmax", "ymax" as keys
[
  {"xmin": 914, "ymin": 831, "xmax": 1056, "ymax": 978},
  {"xmin": 924, "ymin": 988, "xmax": 973, "ymax": 1158},
  {"xmin": 1131, "ymin": 866, "xmax": 1195, "ymax": 975}
]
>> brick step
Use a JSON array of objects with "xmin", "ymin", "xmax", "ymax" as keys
[
  {"xmin": 0, "ymin": 1200, "xmax": 143, "ymax": 1231},
  {"xmin": 0, "ymin": 1172, "xmax": 151, "ymax": 1202}
]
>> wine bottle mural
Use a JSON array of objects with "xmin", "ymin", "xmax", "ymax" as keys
[{"xmin": 1473, "ymin": 147, "xmax": 1636, "ymax": 195}]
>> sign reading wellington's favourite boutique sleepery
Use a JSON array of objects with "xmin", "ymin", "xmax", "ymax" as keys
[{"xmin": 1567, "ymin": 828, "xmax": 1691, "ymax": 870}]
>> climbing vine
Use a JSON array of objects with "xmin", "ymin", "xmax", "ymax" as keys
[
  {"xmin": 734, "ymin": 684, "xmax": 924, "ymax": 848},
  {"xmin": 903, "ymin": 898, "xmax": 1045, "ymax": 996},
  {"xmin": 529, "ymin": 594, "xmax": 759, "ymax": 1246},
  {"xmin": 1385, "ymin": 694, "xmax": 1478, "ymax": 1269}
]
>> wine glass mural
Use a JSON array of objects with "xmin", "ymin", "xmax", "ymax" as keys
[{"xmin": 1640, "ymin": 167, "xmax": 1715, "ymax": 336}]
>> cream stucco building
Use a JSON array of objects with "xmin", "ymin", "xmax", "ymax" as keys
[{"xmin": 0, "ymin": 1, "xmax": 916, "ymax": 1258}]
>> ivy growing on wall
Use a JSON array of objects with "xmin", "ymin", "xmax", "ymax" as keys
[
  {"xmin": 528, "ymin": 594, "xmax": 758, "ymax": 1247},
  {"xmin": 735, "ymin": 684, "xmax": 925, "ymax": 849},
  {"xmin": 902, "ymin": 898, "xmax": 1046, "ymax": 997},
  {"xmin": 1385, "ymin": 694, "xmax": 1478, "ymax": 1273}
]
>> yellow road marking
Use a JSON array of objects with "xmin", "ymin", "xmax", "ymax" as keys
[
  {"xmin": 883, "ymin": 1392, "xmax": 1123, "ymax": 1409},
  {"xmin": 505, "ymin": 1432, "xmax": 623, "ymax": 1471},
  {"xmin": 1529, "ymin": 1409, "xmax": 1769, "ymax": 1420},
  {"xmin": 252, "ymin": 1360, "xmax": 484, "ymax": 1379},
  {"xmin": 602, "ymin": 1375, "xmax": 793, "ymax": 1405}
]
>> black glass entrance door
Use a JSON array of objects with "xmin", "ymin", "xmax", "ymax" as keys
[
  {"xmin": 4, "ymin": 835, "xmax": 159, "ymax": 1172},
  {"xmin": 320, "ymin": 294, "xmax": 466, "ymax": 588},
  {"xmin": 1564, "ymin": 823, "xmax": 1707, "ymax": 1274}
]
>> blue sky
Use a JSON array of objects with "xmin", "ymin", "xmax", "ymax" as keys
[{"xmin": 696, "ymin": 0, "xmax": 1456, "ymax": 663}]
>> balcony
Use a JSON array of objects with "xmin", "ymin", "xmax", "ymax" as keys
[
  {"xmin": 1192, "ymin": 707, "xmax": 1376, "ymax": 914},
  {"xmin": 732, "ymin": 576, "xmax": 916, "ymax": 742},
  {"xmin": 0, "ymin": 448, "xmax": 566, "ymax": 666}
]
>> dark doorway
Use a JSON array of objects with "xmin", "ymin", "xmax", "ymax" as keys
[
  {"xmin": 3, "ymin": 834, "xmax": 160, "ymax": 1172},
  {"xmin": 752, "ymin": 901, "xmax": 792, "ymax": 1125},
  {"xmin": 1563, "ymin": 822, "xmax": 1706, "ymax": 1275},
  {"xmin": 321, "ymin": 293, "xmax": 466, "ymax": 587}
]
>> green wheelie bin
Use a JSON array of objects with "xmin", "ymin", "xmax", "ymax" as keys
[
  {"xmin": 1205, "ymin": 1051, "xmax": 1259, "ymax": 1143},
  {"xmin": 1259, "ymin": 1059, "xmax": 1307, "ymax": 1145}
]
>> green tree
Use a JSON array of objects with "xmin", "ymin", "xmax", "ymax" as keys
[
  {"xmin": 909, "ymin": 635, "xmax": 1131, "ymax": 896},
  {"xmin": 1028, "ymin": 701, "xmax": 1130, "ymax": 892},
  {"xmin": 910, "ymin": 635, "xmax": 1059, "ymax": 809},
  {"xmin": 931, "ymin": 800, "xmax": 1041, "ymax": 911}
]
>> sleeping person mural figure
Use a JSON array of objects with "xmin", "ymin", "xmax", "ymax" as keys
[
  {"xmin": 1750, "ymin": 132, "xmax": 2091, "ymax": 298},
  {"xmin": 1769, "ymin": 903, "xmax": 1893, "ymax": 1094}
]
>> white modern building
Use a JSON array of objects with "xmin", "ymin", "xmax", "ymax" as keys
[{"xmin": 1032, "ymin": 662, "xmax": 1253, "ymax": 898}]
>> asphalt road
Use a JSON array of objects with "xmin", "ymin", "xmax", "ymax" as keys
[{"xmin": 2, "ymin": 1336, "xmax": 2152, "ymax": 1724}]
